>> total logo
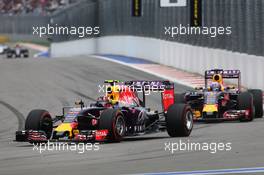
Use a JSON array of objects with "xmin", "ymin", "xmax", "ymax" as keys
[{"xmin": 163, "ymin": 93, "xmax": 174, "ymax": 99}]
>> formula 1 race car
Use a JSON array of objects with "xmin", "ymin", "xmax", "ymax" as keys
[
  {"xmin": 6, "ymin": 44, "xmax": 29, "ymax": 58},
  {"xmin": 16, "ymin": 80, "xmax": 193, "ymax": 143},
  {"xmin": 175, "ymin": 69, "xmax": 263, "ymax": 122}
]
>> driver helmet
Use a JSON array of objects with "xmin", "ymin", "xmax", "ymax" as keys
[
  {"xmin": 106, "ymin": 86, "xmax": 120, "ymax": 105},
  {"xmin": 209, "ymin": 82, "xmax": 221, "ymax": 91}
]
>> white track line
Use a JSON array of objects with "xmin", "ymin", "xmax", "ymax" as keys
[{"xmin": 135, "ymin": 167, "xmax": 264, "ymax": 175}]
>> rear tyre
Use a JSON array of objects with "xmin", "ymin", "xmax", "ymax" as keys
[
  {"xmin": 248, "ymin": 89, "xmax": 263, "ymax": 118},
  {"xmin": 25, "ymin": 109, "xmax": 53, "ymax": 138},
  {"xmin": 166, "ymin": 103, "xmax": 193, "ymax": 137},
  {"xmin": 238, "ymin": 92, "xmax": 254, "ymax": 122},
  {"xmin": 99, "ymin": 109, "xmax": 125, "ymax": 142}
]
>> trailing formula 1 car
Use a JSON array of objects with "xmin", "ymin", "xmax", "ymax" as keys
[
  {"xmin": 6, "ymin": 44, "xmax": 29, "ymax": 58},
  {"xmin": 16, "ymin": 80, "xmax": 193, "ymax": 143},
  {"xmin": 175, "ymin": 69, "xmax": 263, "ymax": 122}
]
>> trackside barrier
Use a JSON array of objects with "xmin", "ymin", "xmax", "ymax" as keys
[{"xmin": 0, "ymin": 35, "xmax": 9, "ymax": 43}]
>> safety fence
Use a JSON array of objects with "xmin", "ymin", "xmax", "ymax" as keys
[{"xmin": 0, "ymin": 0, "xmax": 263, "ymax": 56}]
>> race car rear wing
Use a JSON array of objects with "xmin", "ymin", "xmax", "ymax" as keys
[
  {"xmin": 204, "ymin": 69, "xmax": 241, "ymax": 91},
  {"xmin": 124, "ymin": 80, "xmax": 175, "ymax": 112},
  {"xmin": 104, "ymin": 80, "xmax": 121, "ymax": 86},
  {"xmin": 124, "ymin": 80, "xmax": 173, "ymax": 89},
  {"xmin": 205, "ymin": 69, "xmax": 241, "ymax": 79}
]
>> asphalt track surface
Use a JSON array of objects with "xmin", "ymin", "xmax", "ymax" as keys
[{"xmin": 0, "ymin": 54, "xmax": 263, "ymax": 175}]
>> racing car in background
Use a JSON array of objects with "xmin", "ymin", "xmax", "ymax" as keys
[
  {"xmin": 6, "ymin": 44, "xmax": 29, "ymax": 58},
  {"xmin": 16, "ymin": 80, "xmax": 193, "ymax": 143},
  {"xmin": 175, "ymin": 69, "xmax": 263, "ymax": 122}
]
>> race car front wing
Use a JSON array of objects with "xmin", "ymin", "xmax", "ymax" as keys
[
  {"xmin": 194, "ymin": 109, "xmax": 251, "ymax": 121},
  {"xmin": 15, "ymin": 129, "xmax": 109, "ymax": 143}
]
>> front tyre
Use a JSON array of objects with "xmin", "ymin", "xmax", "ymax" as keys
[
  {"xmin": 99, "ymin": 109, "xmax": 126, "ymax": 142},
  {"xmin": 166, "ymin": 103, "xmax": 193, "ymax": 137},
  {"xmin": 25, "ymin": 109, "xmax": 53, "ymax": 138},
  {"xmin": 23, "ymin": 50, "xmax": 29, "ymax": 58},
  {"xmin": 6, "ymin": 52, "xmax": 12, "ymax": 58},
  {"xmin": 238, "ymin": 92, "xmax": 254, "ymax": 122}
]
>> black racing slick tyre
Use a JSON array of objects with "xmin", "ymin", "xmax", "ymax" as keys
[
  {"xmin": 7, "ymin": 54, "xmax": 12, "ymax": 58},
  {"xmin": 25, "ymin": 109, "xmax": 53, "ymax": 138},
  {"xmin": 23, "ymin": 50, "xmax": 29, "ymax": 58},
  {"xmin": 238, "ymin": 92, "xmax": 254, "ymax": 122},
  {"xmin": 248, "ymin": 89, "xmax": 263, "ymax": 118},
  {"xmin": 99, "ymin": 109, "xmax": 126, "ymax": 142},
  {"xmin": 166, "ymin": 103, "xmax": 193, "ymax": 137},
  {"xmin": 174, "ymin": 93, "xmax": 186, "ymax": 103}
]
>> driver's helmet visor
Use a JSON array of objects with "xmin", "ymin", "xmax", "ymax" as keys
[{"xmin": 210, "ymin": 82, "xmax": 221, "ymax": 91}]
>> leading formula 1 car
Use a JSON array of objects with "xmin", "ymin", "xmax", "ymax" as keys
[
  {"xmin": 175, "ymin": 69, "xmax": 263, "ymax": 122},
  {"xmin": 16, "ymin": 80, "xmax": 193, "ymax": 143}
]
